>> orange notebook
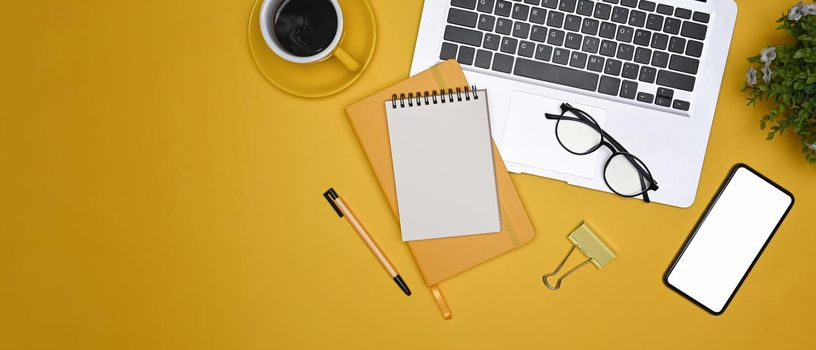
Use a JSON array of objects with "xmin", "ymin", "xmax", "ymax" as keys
[{"xmin": 345, "ymin": 60, "xmax": 535, "ymax": 317}]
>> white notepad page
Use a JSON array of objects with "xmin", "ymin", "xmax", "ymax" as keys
[{"xmin": 385, "ymin": 89, "xmax": 500, "ymax": 241}]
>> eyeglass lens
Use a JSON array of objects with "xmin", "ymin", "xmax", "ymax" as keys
[
  {"xmin": 605, "ymin": 153, "xmax": 653, "ymax": 197},
  {"xmin": 555, "ymin": 112, "xmax": 602, "ymax": 155}
]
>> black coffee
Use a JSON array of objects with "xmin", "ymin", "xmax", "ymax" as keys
[{"xmin": 272, "ymin": 0, "xmax": 338, "ymax": 57}]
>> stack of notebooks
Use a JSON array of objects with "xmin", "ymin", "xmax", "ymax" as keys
[{"xmin": 345, "ymin": 60, "xmax": 535, "ymax": 318}]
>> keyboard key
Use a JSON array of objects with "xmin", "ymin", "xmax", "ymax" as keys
[
  {"xmin": 675, "ymin": 8, "xmax": 692, "ymax": 19},
  {"xmin": 588, "ymin": 55, "xmax": 605, "ymax": 71},
  {"xmin": 582, "ymin": 36, "xmax": 600, "ymax": 53},
  {"xmin": 600, "ymin": 21, "xmax": 617, "ymax": 38},
  {"xmin": 629, "ymin": 10, "xmax": 647, "ymax": 27},
  {"xmin": 617, "ymin": 43, "xmax": 635, "ymax": 60},
  {"xmin": 541, "ymin": 0, "xmax": 559, "ymax": 9},
  {"xmin": 594, "ymin": 3, "xmax": 612, "ymax": 20},
  {"xmin": 637, "ymin": 92, "xmax": 654, "ymax": 103},
  {"xmin": 445, "ymin": 25, "xmax": 483, "ymax": 46},
  {"xmin": 458, "ymin": 46, "xmax": 476, "ymax": 65},
  {"xmin": 525, "ymin": 0, "xmax": 541, "ymax": 4},
  {"xmin": 681, "ymin": 21, "xmax": 707, "ymax": 40},
  {"xmin": 548, "ymin": 28, "xmax": 566, "ymax": 45},
  {"xmin": 604, "ymin": 58, "xmax": 623, "ymax": 75},
  {"xmin": 559, "ymin": 0, "xmax": 578, "ymax": 13},
  {"xmin": 673, "ymin": 99, "xmax": 691, "ymax": 111},
  {"xmin": 616, "ymin": 25, "xmax": 634, "ymax": 42},
  {"xmin": 514, "ymin": 57, "xmax": 600, "ymax": 91},
  {"xmin": 686, "ymin": 40, "xmax": 704, "ymax": 57},
  {"xmin": 496, "ymin": 18, "xmax": 513, "ymax": 34},
  {"xmin": 548, "ymin": 11, "xmax": 566, "ymax": 27},
  {"xmin": 477, "ymin": 0, "xmax": 496, "ymax": 13},
  {"xmin": 492, "ymin": 53, "xmax": 514, "ymax": 72},
  {"xmin": 646, "ymin": 14, "xmax": 664, "ymax": 30},
  {"xmin": 536, "ymin": 43, "xmax": 554, "ymax": 60},
  {"xmin": 475, "ymin": 49, "xmax": 493, "ymax": 68},
  {"xmin": 651, "ymin": 33, "xmax": 669, "ymax": 50},
  {"xmin": 448, "ymin": 8, "xmax": 479, "ymax": 27},
  {"xmin": 622, "ymin": 62, "xmax": 639, "ymax": 79},
  {"xmin": 483, "ymin": 33, "xmax": 500, "ymax": 49},
  {"xmin": 663, "ymin": 17, "xmax": 681, "ymax": 34},
  {"xmin": 669, "ymin": 54, "xmax": 700, "ymax": 74},
  {"xmin": 519, "ymin": 40, "xmax": 536, "ymax": 57},
  {"xmin": 570, "ymin": 51, "xmax": 588, "ymax": 68},
  {"xmin": 519, "ymin": 41, "xmax": 535, "ymax": 57},
  {"xmin": 603, "ymin": 0, "xmax": 620, "ymax": 3},
  {"xmin": 668, "ymin": 36, "xmax": 685, "ymax": 53},
  {"xmin": 553, "ymin": 47, "xmax": 571, "ymax": 64},
  {"xmin": 495, "ymin": 1, "xmax": 513, "ymax": 16},
  {"xmin": 600, "ymin": 40, "xmax": 618, "ymax": 56},
  {"xmin": 440, "ymin": 42, "xmax": 458, "ymax": 60},
  {"xmin": 620, "ymin": 80, "xmax": 638, "ymax": 99},
  {"xmin": 655, "ymin": 95, "xmax": 672, "ymax": 107},
  {"xmin": 530, "ymin": 7, "xmax": 548, "ymax": 24},
  {"xmin": 656, "ymin": 4, "xmax": 673, "ymax": 15},
  {"xmin": 639, "ymin": 66, "xmax": 656, "ymax": 83},
  {"xmin": 692, "ymin": 12, "xmax": 710, "ymax": 23},
  {"xmin": 633, "ymin": 29, "xmax": 651, "ymax": 46},
  {"xmin": 577, "ymin": 0, "xmax": 594, "ymax": 16},
  {"xmin": 565, "ymin": 14, "xmax": 582, "ymax": 31},
  {"xmin": 611, "ymin": 6, "xmax": 629, "ymax": 23},
  {"xmin": 479, "ymin": 14, "xmax": 497, "ymax": 30},
  {"xmin": 657, "ymin": 87, "xmax": 674, "ymax": 98},
  {"xmin": 531, "ymin": 25, "xmax": 548, "ymax": 42},
  {"xmin": 452, "ymin": 0, "xmax": 478, "ymax": 10},
  {"xmin": 501, "ymin": 37, "xmax": 519, "ymax": 53},
  {"xmin": 599, "ymin": 76, "xmax": 621, "ymax": 95},
  {"xmin": 620, "ymin": 0, "xmax": 637, "ymax": 8},
  {"xmin": 652, "ymin": 50, "xmax": 669, "ymax": 68},
  {"xmin": 657, "ymin": 70, "xmax": 695, "ymax": 91},
  {"xmin": 513, "ymin": 22, "xmax": 531, "ymax": 38},
  {"xmin": 582, "ymin": 18, "xmax": 600, "ymax": 35},
  {"xmin": 634, "ymin": 47, "xmax": 651, "ymax": 63},
  {"xmin": 513, "ymin": 3, "xmax": 531, "ymax": 20},
  {"xmin": 566, "ymin": 32, "xmax": 583, "ymax": 49},
  {"xmin": 638, "ymin": 1, "xmax": 656, "ymax": 12},
  {"xmin": 657, "ymin": 88, "xmax": 674, "ymax": 97}
]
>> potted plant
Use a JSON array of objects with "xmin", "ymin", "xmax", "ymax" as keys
[{"xmin": 744, "ymin": 1, "xmax": 816, "ymax": 163}]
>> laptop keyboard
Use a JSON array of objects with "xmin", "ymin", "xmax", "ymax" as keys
[{"xmin": 441, "ymin": 0, "xmax": 711, "ymax": 112}]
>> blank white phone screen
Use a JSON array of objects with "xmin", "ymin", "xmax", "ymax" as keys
[{"xmin": 667, "ymin": 167, "xmax": 792, "ymax": 313}]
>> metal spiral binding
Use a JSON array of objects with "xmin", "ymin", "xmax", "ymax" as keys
[{"xmin": 390, "ymin": 85, "xmax": 478, "ymax": 109}]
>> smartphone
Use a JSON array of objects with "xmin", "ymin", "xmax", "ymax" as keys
[{"xmin": 664, "ymin": 164, "xmax": 794, "ymax": 315}]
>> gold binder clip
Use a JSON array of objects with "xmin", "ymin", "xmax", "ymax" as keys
[{"xmin": 543, "ymin": 222, "xmax": 616, "ymax": 290}]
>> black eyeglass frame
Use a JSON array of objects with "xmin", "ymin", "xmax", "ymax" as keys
[{"xmin": 545, "ymin": 103, "xmax": 659, "ymax": 203}]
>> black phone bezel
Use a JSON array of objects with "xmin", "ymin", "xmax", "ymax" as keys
[{"xmin": 663, "ymin": 163, "xmax": 795, "ymax": 315}]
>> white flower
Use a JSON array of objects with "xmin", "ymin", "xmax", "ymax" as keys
[
  {"xmin": 804, "ymin": 4, "xmax": 816, "ymax": 15},
  {"xmin": 809, "ymin": 143, "xmax": 816, "ymax": 151},
  {"xmin": 746, "ymin": 67, "xmax": 758, "ymax": 86},
  {"xmin": 762, "ymin": 65, "xmax": 773, "ymax": 83},
  {"xmin": 760, "ymin": 47, "xmax": 777, "ymax": 64},
  {"xmin": 790, "ymin": 1, "xmax": 804, "ymax": 21}
]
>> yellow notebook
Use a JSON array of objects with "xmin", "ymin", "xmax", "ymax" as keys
[{"xmin": 345, "ymin": 60, "xmax": 535, "ymax": 316}]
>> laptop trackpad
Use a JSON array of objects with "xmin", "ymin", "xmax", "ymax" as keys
[{"xmin": 501, "ymin": 91, "xmax": 608, "ymax": 179}]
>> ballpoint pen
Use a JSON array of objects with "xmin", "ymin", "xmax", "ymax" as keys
[{"xmin": 323, "ymin": 188, "xmax": 411, "ymax": 296}]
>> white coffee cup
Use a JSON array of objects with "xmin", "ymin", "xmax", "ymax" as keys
[{"xmin": 260, "ymin": 0, "xmax": 360, "ymax": 71}]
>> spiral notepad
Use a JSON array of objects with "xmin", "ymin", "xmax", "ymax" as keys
[{"xmin": 385, "ymin": 87, "xmax": 500, "ymax": 241}]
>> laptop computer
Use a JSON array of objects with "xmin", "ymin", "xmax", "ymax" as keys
[{"xmin": 410, "ymin": 0, "xmax": 737, "ymax": 208}]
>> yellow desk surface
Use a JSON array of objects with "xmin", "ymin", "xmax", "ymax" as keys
[{"xmin": 2, "ymin": 0, "xmax": 815, "ymax": 349}]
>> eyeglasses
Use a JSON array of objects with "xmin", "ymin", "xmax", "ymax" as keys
[{"xmin": 545, "ymin": 103, "xmax": 659, "ymax": 203}]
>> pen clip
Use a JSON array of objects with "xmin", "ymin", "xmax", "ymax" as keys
[{"xmin": 323, "ymin": 188, "xmax": 344, "ymax": 218}]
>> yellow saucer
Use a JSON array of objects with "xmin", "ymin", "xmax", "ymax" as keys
[{"xmin": 248, "ymin": 0, "xmax": 376, "ymax": 98}]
